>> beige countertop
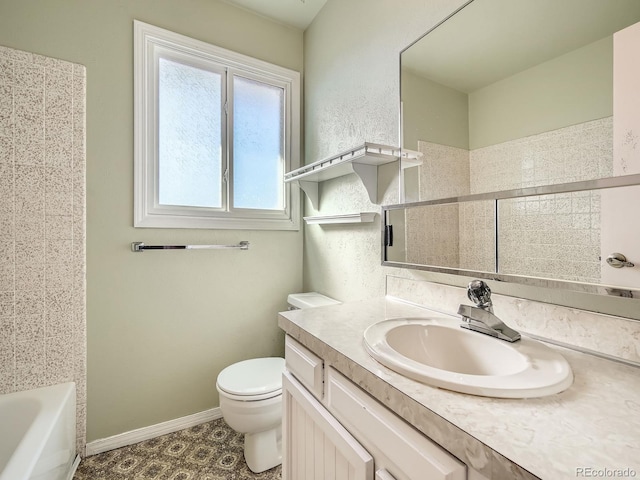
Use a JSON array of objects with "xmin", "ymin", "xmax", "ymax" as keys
[{"xmin": 278, "ymin": 296, "xmax": 640, "ymax": 480}]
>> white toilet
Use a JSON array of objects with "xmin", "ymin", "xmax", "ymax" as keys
[{"xmin": 216, "ymin": 292, "xmax": 340, "ymax": 473}]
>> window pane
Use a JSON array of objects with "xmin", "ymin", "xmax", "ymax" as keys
[
  {"xmin": 158, "ymin": 57, "xmax": 222, "ymax": 208},
  {"xmin": 233, "ymin": 76, "xmax": 284, "ymax": 210}
]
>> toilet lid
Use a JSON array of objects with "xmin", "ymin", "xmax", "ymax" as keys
[{"xmin": 216, "ymin": 357, "xmax": 284, "ymax": 397}]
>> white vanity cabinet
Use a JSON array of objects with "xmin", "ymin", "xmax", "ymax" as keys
[{"xmin": 283, "ymin": 336, "xmax": 467, "ymax": 480}]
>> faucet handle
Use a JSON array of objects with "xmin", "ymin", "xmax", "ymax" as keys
[{"xmin": 467, "ymin": 280, "xmax": 492, "ymax": 308}]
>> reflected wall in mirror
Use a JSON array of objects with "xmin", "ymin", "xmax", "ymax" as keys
[
  {"xmin": 497, "ymin": 184, "xmax": 640, "ymax": 289},
  {"xmin": 402, "ymin": 0, "xmax": 640, "ymax": 202},
  {"xmin": 497, "ymin": 191, "xmax": 601, "ymax": 284},
  {"xmin": 393, "ymin": 0, "xmax": 640, "ymax": 299},
  {"xmin": 385, "ymin": 180, "xmax": 640, "ymax": 297},
  {"xmin": 387, "ymin": 201, "xmax": 495, "ymax": 272}
]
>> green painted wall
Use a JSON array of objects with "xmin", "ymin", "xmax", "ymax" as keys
[
  {"xmin": 0, "ymin": 0, "xmax": 303, "ymax": 441},
  {"xmin": 401, "ymin": 68, "xmax": 469, "ymax": 150},
  {"xmin": 469, "ymin": 36, "xmax": 613, "ymax": 149},
  {"xmin": 402, "ymin": 35, "xmax": 613, "ymax": 151}
]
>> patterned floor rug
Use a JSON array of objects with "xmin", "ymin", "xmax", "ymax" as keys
[{"xmin": 74, "ymin": 418, "xmax": 282, "ymax": 480}]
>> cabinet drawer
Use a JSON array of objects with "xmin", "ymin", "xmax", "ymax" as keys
[
  {"xmin": 326, "ymin": 368, "xmax": 466, "ymax": 480},
  {"xmin": 285, "ymin": 336, "xmax": 324, "ymax": 398}
]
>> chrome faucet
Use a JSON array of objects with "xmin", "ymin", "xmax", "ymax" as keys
[{"xmin": 458, "ymin": 280, "xmax": 521, "ymax": 342}]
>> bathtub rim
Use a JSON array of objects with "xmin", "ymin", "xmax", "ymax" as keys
[{"xmin": 0, "ymin": 382, "xmax": 76, "ymax": 480}]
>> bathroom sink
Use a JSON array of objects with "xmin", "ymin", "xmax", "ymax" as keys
[{"xmin": 364, "ymin": 317, "xmax": 573, "ymax": 398}]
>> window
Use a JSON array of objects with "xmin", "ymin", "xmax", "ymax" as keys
[{"xmin": 134, "ymin": 21, "xmax": 300, "ymax": 230}]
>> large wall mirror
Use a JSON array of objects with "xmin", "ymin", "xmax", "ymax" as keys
[{"xmin": 385, "ymin": 0, "xmax": 640, "ymax": 310}]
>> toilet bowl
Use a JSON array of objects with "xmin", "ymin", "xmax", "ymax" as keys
[
  {"xmin": 216, "ymin": 292, "xmax": 340, "ymax": 473},
  {"xmin": 216, "ymin": 357, "xmax": 285, "ymax": 473}
]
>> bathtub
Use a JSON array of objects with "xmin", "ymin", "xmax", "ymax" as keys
[{"xmin": 0, "ymin": 383, "xmax": 80, "ymax": 480}]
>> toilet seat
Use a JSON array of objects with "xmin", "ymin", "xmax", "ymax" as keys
[{"xmin": 216, "ymin": 357, "xmax": 284, "ymax": 401}]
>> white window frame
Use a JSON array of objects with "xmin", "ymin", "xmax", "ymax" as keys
[{"xmin": 134, "ymin": 20, "xmax": 300, "ymax": 230}]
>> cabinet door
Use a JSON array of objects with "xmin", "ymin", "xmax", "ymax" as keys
[{"xmin": 282, "ymin": 371, "xmax": 374, "ymax": 480}]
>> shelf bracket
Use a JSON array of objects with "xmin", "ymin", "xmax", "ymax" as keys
[
  {"xmin": 297, "ymin": 180, "xmax": 319, "ymax": 209},
  {"xmin": 352, "ymin": 162, "xmax": 378, "ymax": 204}
]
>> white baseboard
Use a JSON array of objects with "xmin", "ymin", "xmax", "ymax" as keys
[{"xmin": 85, "ymin": 407, "xmax": 222, "ymax": 457}]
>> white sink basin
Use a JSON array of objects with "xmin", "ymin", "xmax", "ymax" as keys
[{"xmin": 364, "ymin": 317, "xmax": 573, "ymax": 398}]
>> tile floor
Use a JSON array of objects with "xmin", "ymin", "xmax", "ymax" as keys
[{"xmin": 74, "ymin": 418, "xmax": 282, "ymax": 480}]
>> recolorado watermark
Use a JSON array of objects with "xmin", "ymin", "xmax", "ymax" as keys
[{"xmin": 576, "ymin": 467, "xmax": 637, "ymax": 478}]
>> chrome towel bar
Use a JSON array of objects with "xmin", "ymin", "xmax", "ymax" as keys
[{"xmin": 131, "ymin": 241, "xmax": 249, "ymax": 252}]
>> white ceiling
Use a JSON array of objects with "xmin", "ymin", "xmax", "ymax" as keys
[{"xmin": 222, "ymin": 0, "xmax": 327, "ymax": 30}]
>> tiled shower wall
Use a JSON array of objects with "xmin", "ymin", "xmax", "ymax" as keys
[
  {"xmin": 414, "ymin": 142, "xmax": 470, "ymax": 201},
  {"xmin": 497, "ymin": 192, "xmax": 601, "ymax": 283},
  {"xmin": 409, "ymin": 118, "xmax": 611, "ymax": 283},
  {"xmin": 406, "ymin": 203, "xmax": 460, "ymax": 267},
  {"xmin": 471, "ymin": 118, "xmax": 611, "ymax": 283},
  {"xmin": 469, "ymin": 118, "xmax": 613, "ymax": 193},
  {"xmin": 0, "ymin": 45, "xmax": 86, "ymax": 452},
  {"xmin": 405, "ymin": 142, "xmax": 468, "ymax": 268}
]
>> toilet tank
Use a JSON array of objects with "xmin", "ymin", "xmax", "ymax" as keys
[{"xmin": 287, "ymin": 292, "xmax": 340, "ymax": 310}]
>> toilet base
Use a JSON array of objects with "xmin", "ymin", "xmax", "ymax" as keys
[{"xmin": 243, "ymin": 425, "xmax": 282, "ymax": 473}]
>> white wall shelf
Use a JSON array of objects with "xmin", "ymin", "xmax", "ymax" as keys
[
  {"xmin": 399, "ymin": 148, "xmax": 423, "ymax": 169},
  {"xmin": 303, "ymin": 212, "xmax": 377, "ymax": 225},
  {"xmin": 285, "ymin": 143, "xmax": 422, "ymax": 209}
]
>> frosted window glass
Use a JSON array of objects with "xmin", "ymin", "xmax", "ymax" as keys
[
  {"xmin": 158, "ymin": 57, "xmax": 222, "ymax": 208},
  {"xmin": 233, "ymin": 76, "xmax": 284, "ymax": 210}
]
